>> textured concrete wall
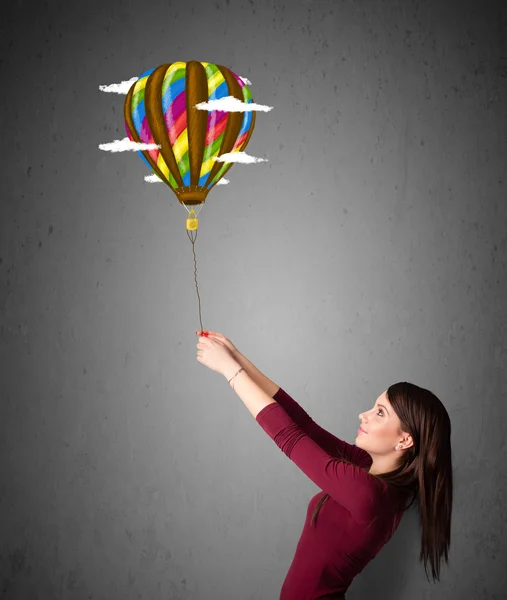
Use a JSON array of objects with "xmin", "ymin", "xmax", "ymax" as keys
[{"xmin": 1, "ymin": 0, "xmax": 506, "ymax": 598}]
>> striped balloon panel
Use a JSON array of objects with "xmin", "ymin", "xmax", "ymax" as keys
[
  {"xmin": 198, "ymin": 62, "xmax": 231, "ymax": 186},
  {"xmin": 125, "ymin": 67, "xmax": 162, "ymax": 174},
  {"xmin": 126, "ymin": 67, "xmax": 179, "ymax": 188},
  {"xmin": 206, "ymin": 71, "xmax": 254, "ymax": 189},
  {"xmin": 161, "ymin": 63, "xmax": 189, "ymax": 187}
]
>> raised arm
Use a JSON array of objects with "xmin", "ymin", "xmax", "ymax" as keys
[{"xmin": 234, "ymin": 351, "xmax": 371, "ymax": 469}]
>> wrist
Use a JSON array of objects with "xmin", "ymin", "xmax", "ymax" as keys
[{"xmin": 223, "ymin": 359, "xmax": 243, "ymax": 382}]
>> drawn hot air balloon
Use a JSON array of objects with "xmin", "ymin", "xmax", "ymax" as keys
[
  {"xmin": 123, "ymin": 61, "xmax": 256, "ymax": 215},
  {"xmin": 123, "ymin": 60, "xmax": 259, "ymax": 333}
]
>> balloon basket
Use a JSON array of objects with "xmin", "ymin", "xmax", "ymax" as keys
[{"xmin": 186, "ymin": 209, "xmax": 198, "ymax": 231}]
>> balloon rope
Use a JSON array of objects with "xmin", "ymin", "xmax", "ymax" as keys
[{"xmin": 186, "ymin": 228, "xmax": 204, "ymax": 333}]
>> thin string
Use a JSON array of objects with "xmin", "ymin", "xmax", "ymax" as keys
[
  {"xmin": 185, "ymin": 205, "xmax": 204, "ymax": 333},
  {"xmin": 183, "ymin": 201, "xmax": 243, "ymax": 390}
]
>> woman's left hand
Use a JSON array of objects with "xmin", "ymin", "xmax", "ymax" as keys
[{"xmin": 196, "ymin": 334, "xmax": 237, "ymax": 376}]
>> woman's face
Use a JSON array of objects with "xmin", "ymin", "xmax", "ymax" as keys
[{"xmin": 356, "ymin": 391, "xmax": 410, "ymax": 455}]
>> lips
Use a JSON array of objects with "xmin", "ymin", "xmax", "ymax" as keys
[{"xmin": 358, "ymin": 426, "xmax": 367, "ymax": 434}]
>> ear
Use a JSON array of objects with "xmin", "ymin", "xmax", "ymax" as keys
[{"xmin": 402, "ymin": 434, "xmax": 414, "ymax": 450}]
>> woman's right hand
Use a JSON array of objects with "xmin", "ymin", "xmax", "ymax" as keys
[{"xmin": 196, "ymin": 330, "xmax": 239, "ymax": 357}]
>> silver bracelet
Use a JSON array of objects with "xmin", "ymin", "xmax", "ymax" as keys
[{"xmin": 228, "ymin": 367, "xmax": 245, "ymax": 390}]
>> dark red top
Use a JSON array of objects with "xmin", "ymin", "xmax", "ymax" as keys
[{"xmin": 256, "ymin": 387, "xmax": 406, "ymax": 600}]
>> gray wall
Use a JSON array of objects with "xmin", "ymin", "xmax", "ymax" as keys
[{"xmin": 1, "ymin": 0, "xmax": 506, "ymax": 598}]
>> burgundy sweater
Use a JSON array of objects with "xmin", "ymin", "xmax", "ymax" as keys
[{"xmin": 255, "ymin": 387, "xmax": 406, "ymax": 600}]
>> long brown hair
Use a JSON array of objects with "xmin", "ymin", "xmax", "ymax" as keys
[{"xmin": 310, "ymin": 381, "xmax": 453, "ymax": 583}]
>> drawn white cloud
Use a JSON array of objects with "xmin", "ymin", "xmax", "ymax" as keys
[
  {"xmin": 215, "ymin": 152, "xmax": 267, "ymax": 163},
  {"xmin": 145, "ymin": 174, "xmax": 163, "ymax": 183},
  {"xmin": 98, "ymin": 138, "xmax": 264, "ymax": 166},
  {"xmin": 98, "ymin": 138, "xmax": 160, "ymax": 152},
  {"xmin": 195, "ymin": 96, "xmax": 272, "ymax": 112},
  {"xmin": 99, "ymin": 78, "xmax": 139, "ymax": 94},
  {"xmin": 99, "ymin": 75, "xmax": 252, "ymax": 95}
]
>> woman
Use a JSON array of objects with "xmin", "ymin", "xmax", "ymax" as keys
[{"xmin": 196, "ymin": 330, "xmax": 453, "ymax": 599}]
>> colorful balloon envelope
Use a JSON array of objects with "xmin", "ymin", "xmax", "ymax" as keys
[{"xmin": 124, "ymin": 61, "xmax": 256, "ymax": 206}]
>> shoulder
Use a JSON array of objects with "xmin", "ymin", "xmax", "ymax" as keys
[{"xmin": 352, "ymin": 472, "xmax": 393, "ymax": 523}]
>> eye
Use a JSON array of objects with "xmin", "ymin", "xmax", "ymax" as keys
[{"xmin": 376, "ymin": 408, "xmax": 384, "ymax": 417}]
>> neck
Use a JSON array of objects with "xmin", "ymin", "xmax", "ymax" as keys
[{"xmin": 368, "ymin": 454, "xmax": 400, "ymax": 476}]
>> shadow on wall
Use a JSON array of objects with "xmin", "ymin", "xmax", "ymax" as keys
[{"xmin": 347, "ymin": 504, "xmax": 420, "ymax": 599}]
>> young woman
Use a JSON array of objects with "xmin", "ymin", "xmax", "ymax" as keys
[{"xmin": 196, "ymin": 330, "xmax": 453, "ymax": 599}]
